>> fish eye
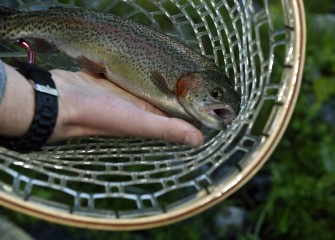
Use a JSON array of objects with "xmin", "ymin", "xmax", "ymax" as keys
[{"xmin": 211, "ymin": 88, "xmax": 224, "ymax": 100}]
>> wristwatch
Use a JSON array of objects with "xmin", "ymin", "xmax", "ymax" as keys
[{"xmin": 0, "ymin": 62, "xmax": 58, "ymax": 152}]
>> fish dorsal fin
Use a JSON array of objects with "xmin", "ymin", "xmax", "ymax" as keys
[
  {"xmin": 31, "ymin": 39, "xmax": 59, "ymax": 53},
  {"xmin": 76, "ymin": 55, "xmax": 107, "ymax": 74},
  {"xmin": 150, "ymin": 71, "xmax": 174, "ymax": 96}
]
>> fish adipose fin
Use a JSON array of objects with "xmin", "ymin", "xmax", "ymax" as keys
[
  {"xmin": 150, "ymin": 71, "xmax": 174, "ymax": 96},
  {"xmin": 77, "ymin": 55, "xmax": 107, "ymax": 74}
]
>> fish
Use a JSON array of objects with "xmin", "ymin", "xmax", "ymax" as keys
[{"xmin": 0, "ymin": 6, "xmax": 240, "ymax": 130}]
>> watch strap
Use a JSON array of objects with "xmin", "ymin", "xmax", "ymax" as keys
[{"xmin": 0, "ymin": 63, "xmax": 58, "ymax": 152}]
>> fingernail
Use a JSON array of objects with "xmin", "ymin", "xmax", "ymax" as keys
[{"xmin": 184, "ymin": 132, "xmax": 202, "ymax": 147}]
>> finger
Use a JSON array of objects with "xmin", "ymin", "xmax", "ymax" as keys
[
  {"xmin": 133, "ymin": 101, "xmax": 167, "ymax": 116},
  {"xmin": 111, "ymin": 104, "xmax": 204, "ymax": 147},
  {"xmin": 142, "ymin": 115, "xmax": 204, "ymax": 147}
]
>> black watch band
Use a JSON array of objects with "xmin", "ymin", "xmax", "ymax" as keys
[{"xmin": 0, "ymin": 62, "xmax": 58, "ymax": 152}]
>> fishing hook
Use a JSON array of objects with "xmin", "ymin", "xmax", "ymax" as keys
[{"xmin": 15, "ymin": 39, "xmax": 35, "ymax": 64}]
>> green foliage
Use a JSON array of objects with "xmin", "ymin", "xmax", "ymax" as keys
[
  {"xmin": 303, "ymin": 0, "xmax": 335, "ymax": 14},
  {"xmin": 314, "ymin": 77, "xmax": 335, "ymax": 104},
  {"xmin": 242, "ymin": 1, "xmax": 335, "ymax": 239}
]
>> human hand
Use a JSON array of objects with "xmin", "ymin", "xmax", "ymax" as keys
[{"xmin": 49, "ymin": 69, "xmax": 204, "ymax": 147}]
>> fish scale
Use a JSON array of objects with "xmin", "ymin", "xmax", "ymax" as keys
[{"xmin": 0, "ymin": 6, "xmax": 240, "ymax": 130}]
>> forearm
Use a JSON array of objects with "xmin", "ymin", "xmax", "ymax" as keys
[
  {"xmin": 0, "ymin": 64, "xmax": 203, "ymax": 148},
  {"xmin": 0, "ymin": 61, "xmax": 6, "ymax": 104},
  {"xmin": 0, "ymin": 63, "xmax": 35, "ymax": 138}
]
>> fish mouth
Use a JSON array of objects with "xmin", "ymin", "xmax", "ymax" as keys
[{"xmin": 203, "ymin": 104, "xmax": 237, "ymax": 129}]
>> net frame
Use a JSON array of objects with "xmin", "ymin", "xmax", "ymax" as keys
[{"xmin": 0, "ymin": 0, "xmax": 305, "ymax": 230}]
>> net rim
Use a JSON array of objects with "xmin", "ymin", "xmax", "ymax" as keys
[{"xmin": 0, "ymin": 0, "xmax": 306, "ymax": 230}]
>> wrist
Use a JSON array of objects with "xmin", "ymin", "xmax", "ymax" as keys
[
  {"xmin": 46, "ymin": 70, "xmax": 81, "ymax": 142},
  {"xmin": 0, "ymin": 64, "xmax": 35, "ymax": 137},
  {"xmin": 0, "ymin": 63, "xmax": 59, "ymax": 152}
]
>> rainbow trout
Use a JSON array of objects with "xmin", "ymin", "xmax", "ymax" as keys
[{"xmin": 0, "ymin": 6, "xmax": 240, "ymax": 130}]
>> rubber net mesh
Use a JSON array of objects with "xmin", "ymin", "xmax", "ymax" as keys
[{"xmin": 0, "ymin": 0, "xmax": 294, "ymax": 219}]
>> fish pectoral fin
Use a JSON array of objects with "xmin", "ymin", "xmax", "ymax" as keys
[
  {"xmin": 150, "ymin": 71, "xmax": 174, "ymax": 96},
  {"xmin": 31, "ymin": 39, "xmax": 59, "ymax": 53},
  {"xmin": 76, "ymin": 55, "xmax": 107, "ymax": 74}
]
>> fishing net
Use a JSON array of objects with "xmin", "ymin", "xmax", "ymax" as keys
[{"xmin": 0, "ymin": 0, "xmax": 305, "ymax": 230}]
